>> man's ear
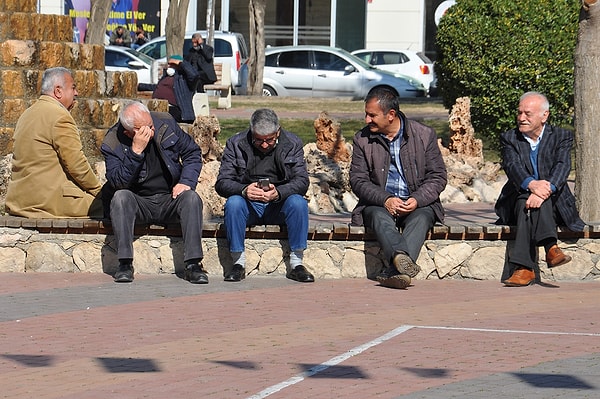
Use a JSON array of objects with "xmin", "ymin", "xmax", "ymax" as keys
[{"xmin": 53, "ymin": 85, "xmax": 62, "ymax": 100}]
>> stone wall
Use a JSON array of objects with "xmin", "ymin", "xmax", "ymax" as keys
[{"xmin": 1, "ymin": 225, "xmax": 599, "ymax": 282}]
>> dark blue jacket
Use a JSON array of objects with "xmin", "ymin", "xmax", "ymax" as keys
[
  {"xmin": 215, "ymin": 129, "xmax": 309, "ymax": 201},
  {"xmin": 101, "ymin": 111, "xmax": 202, "ymax": 200}
]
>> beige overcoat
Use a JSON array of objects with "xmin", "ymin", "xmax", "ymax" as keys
[{"xmin": 5, "ymin": 95, "xmax": 102, "ymax": 218}]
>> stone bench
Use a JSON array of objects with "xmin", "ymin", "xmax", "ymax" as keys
[{"xmin": 0, "ymin": 215, "xmax": 599, "ymax": 282}]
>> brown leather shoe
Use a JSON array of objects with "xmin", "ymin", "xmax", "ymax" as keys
[
  {"xmin": 546, "ymin": 245, "xmax": 572, "ymax": 268},
  {"xmin": 503, "ymin": 267, "xmax": 535, "ymax": 287}
]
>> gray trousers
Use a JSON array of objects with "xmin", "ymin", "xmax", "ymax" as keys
[
  {"xmin": 363, "ymin": 205, "xmax": 435, "ymax": 264},
  {"xmin": 109, "ymin": 190, "xmax": 204, "ymax": 263}
]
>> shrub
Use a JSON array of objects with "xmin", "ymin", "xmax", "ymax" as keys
[{"xmin": 435, "ymin": 0, "xmax": 580, "ymax": 148}]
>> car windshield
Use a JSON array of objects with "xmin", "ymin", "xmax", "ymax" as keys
[
  {"xmin": 116, "ymin": 47, "xmax": 154, "ymax": 65},
  {"xmin": 341, "ymin": 49, "xmax": 377, "ymax": 69}
]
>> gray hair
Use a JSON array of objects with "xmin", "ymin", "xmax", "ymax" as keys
[
  {"xmin": 520, "ymin": 91, "xmax": 550, "ymax": 113},
  {"xmin": 119, "ymin": 101, "xmax": 150, "ymax": 131},
  {"xmin": 250, "ymin": 108, "xmax": 280, "ymax": 137},
  {"xmin": 192, "ymin": 32, "xmax": 204, "ymax": 40},
  {"xmin": 40, "ymin": 67, "xmax": 72, "ymax": 95}
]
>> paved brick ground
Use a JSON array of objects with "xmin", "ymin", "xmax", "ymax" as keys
[{"xmin": 1, "ymin": 273, "xmax": 599, "ymax": 398}]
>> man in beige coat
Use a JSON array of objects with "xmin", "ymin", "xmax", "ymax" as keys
[{"xmin": 5, "ymin": 67, "xmax": 102, "ymax": 218}]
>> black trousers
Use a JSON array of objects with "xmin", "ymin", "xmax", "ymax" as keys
[
  {"xmin": 110, "ymin": 190, "xmax": 204, "ymax": 263},
  {"xmin": 508, "ymin": 193, "xmax": 557, "ymax": 270}
]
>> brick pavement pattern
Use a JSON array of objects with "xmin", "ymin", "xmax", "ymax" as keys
[{"xmin": 1, "ymin": 274, "xmax": 599, "ymax": 398}]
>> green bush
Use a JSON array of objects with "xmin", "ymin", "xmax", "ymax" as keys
[{"xmin": 435, "ymin": 0, "xmax": 580, "ymax": 148}]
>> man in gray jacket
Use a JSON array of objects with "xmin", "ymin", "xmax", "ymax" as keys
[{"xmin": 350, "ymin": 86, "xmax": 447, "ymax": 289}]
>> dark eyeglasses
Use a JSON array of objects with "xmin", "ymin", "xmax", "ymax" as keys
[{"xmin": 252, "ymin": 136, "xmax": 278, "ymax": 145}]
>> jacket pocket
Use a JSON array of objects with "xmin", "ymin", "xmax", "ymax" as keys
[{"xmin": 63, "ymin": 185, "xmax": 84, "ymax": 199}]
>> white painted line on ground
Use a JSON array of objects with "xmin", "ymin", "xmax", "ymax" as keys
[
  {"xmin": 417, "ymin": 325, "xmax": 600, "ymax": 337},
  {"xmin": 245, "ymin": 325, "xmax": 416, "ymax": 399},
  {"xmin": 246, "ymin": 324, "xmax": 600, "ymax": 398}
]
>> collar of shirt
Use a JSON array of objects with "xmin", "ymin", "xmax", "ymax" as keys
[{"xmin": 523, "ymin": 124, "xmax": 545, "ymax": 151}]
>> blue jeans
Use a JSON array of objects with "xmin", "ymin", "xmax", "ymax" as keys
[
  {"xmin": 363, "ymin": 205, "xmax": 435, "ymax": 263},
  {"xmin": 224, "ymin": 194, "xmax": 308, "ymax": 252}
]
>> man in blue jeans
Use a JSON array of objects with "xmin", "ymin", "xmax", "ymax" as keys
[
  {"xmin": 350, "ymin": 86, "xmax": 447, "ymax": 289},
  {"xmin": 215, "ymin": 108, "xmax": 314, "ymax": 283}
]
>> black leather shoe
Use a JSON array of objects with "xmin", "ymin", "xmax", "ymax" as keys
[
  {"xmin": 184, "ymin": 263, "xmax": 209, "ymax": 284},
  {"xmin": 287, "ymin": 265, "xmax": 315, "ymax": 283},
  {"xmin": 224, "ymin": 264, "xmax": 245, "ymax": 282},
  {"xmin": 114, "ymin": 263, "xmax": 134, "ymax": 283}
]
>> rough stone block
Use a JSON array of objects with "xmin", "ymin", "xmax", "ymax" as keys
[
  {"xmin": 38, "ymin": 41, "xmax": 66, "ymax": 68},
  {"xmin": 0, "ymin": 13, "xmax": 10, "ymax": 40},
  {"xmin": 0, "ymin": 40, "xmax": 35, "ymax": 67},
  {"xmin": 9, "ymin": 13, "xmax": 33, "ymax": 40},
  {"xmin": 73, "ymin": 70, "xmax": 100, "ymax": 98},
  {"xmin": 0, "ymin": 127, "xmax": 15, "ymax": 155},
  {"xmin": 4, "ymin": 0, "xmax": 37, "ymax": 13},
  {"xmin": 0, "ymin": 98, "xmax": 27, "ymax": 125},
  {"xmin": 0, "ymin": 69, "xmax": 25, "ymax": 97},
  {"xmin": 23, "ymin": 69, "xmax": 41, "ymax": 97}
]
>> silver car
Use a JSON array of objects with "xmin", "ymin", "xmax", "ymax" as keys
[
  {"xmin": 263, "ymin": 45, "xmax": 426, "ymax": 98},
  {"xmin": 104, "ymin": 46, "xmax": 161, "ymax": 85}
]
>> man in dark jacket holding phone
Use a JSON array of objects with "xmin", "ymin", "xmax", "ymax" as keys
[{"xmin": 215, "ymin": 109, "xmax": 315, "ymax": 283}]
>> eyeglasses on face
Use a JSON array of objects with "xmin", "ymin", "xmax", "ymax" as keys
[{"xmin": 252, "ymin": 129, "xmax": 279, "ymax": 145}]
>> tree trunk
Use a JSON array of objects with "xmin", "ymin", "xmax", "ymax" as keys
[
  {"xmin": 206, "ymin": 0, "xmax": 216, "ymax": 47},
  {"xmin": 85, "ymin": 1, "xmax": 112, "ymax": 44},
  {"xmin": 165, "ymin": 0, "xmax": 191, "ymax": 58},
  {"xmin": 247, "ymin": 0, "xmax": 266, "ymax": 96},
  {"xmin": 575, "ymin": 0, "xmax": 600, "ymax": 222}
]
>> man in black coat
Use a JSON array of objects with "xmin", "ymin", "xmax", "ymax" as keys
[
  {"xmin": 495, "ymin": 91, "xmax": 585, "ymax": 287},
  {"xmin": 185, "ymin": 32, "xmax": 217, "ymax": 93}
]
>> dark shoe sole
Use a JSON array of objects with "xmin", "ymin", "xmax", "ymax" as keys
[
  {"xmin": 377, "ymin": 274, "xmax": 411, "ymax": 289},
  {"xmin": 393, "ymin": 253, "xmax": 421, "ymax": 278},
  {"xmin": 547, "ymin": 255, "xmax": 572, "ymax": 268},
  {"xmin": 114, "ymin": 275, "xmax": 133, "ymax": 283},
  {"xmin": 503, "ymin": 279, "xmax": 535, "ymax": 287},
  {"xmin": 224, "ymin": 273, "xmax": 245, "ymax": 282}
]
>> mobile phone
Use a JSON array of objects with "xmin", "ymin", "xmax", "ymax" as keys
[{"xmin": 258, "ymin": 178, "xmax": 270, "ymax": 189}]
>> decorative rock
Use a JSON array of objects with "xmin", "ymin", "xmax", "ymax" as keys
[
  {"xmin": 0, "ymin": 246, "xmax": 25, "ymax": 272},
  {"xmin": 25, "ymin": 242, "xmax": 73, "ymax": 272},
  {"xmin": 434, "ymin": 242, "xmax": 473, "ymax": 277},
  {"xmin": 461, "ymin": 246, "xmax": 505, "ymax": 280},
  {"xmin": 73, "ymin": 242, "xmax": 103, "ymax": 273}
]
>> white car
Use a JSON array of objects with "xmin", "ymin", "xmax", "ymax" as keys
[
  {"xmin": 137, "ymin": 31, "xmax": 249, "ymax": 94},
  {"xmin": 263, "ymin": 45, "xmax": 426, "ymax": 99},
  {"xmin": 351, "ymin": 49, "xmax": 436, "ymax": 96},
  {"xmin": 104, "ymin": 45, "xmax": 161, "ymax": 85}
]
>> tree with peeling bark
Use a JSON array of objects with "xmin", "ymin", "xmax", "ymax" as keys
[
  {"xmin": 84, "ymin": 1, "xmax": 112, "ymax": 45},
  {"xmin": 165, "ymin": 0, "xmax": 192, "ymax": 58},
  {"xmin": 247, "ymin": 0, "xmax": 266, "ymax": 96},
  {"xmin": 575, "ymin": 0, "xmax": 600, "ymax": 222}
]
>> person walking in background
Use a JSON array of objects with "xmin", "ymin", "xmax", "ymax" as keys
[
  {"xmin": 101, "ymin": 102, "xmax": 206, "ymax": 284},
  {"xmin": 350, "ymin": 86, "xmax": 447, "ymax": 289},
  {"xmin": 142, "ymin": 55, "xmax": 199, "ymax": 123},
  {"xmin": 215, "ymin": 109, "xmax": 315, "ymax": 283},
  {"xmin": 495, "ymin": 91, "xmax": 585, "ymax": 287},
  {"xmin": 5, "ymin": 67, "xmax": 103, "ymax": 218},
  {"xmin": 185, "ymin": 32, "xmax": 217, "ymax": 92}
]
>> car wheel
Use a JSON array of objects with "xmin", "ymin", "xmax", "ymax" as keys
[{"xmin": 262, "ymin": 86, "xmax": 277, "ymax": 96}]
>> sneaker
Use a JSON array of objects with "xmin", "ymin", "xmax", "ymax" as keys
[
  {"xmin": 393, "ymin": 252, "xmax": 421, "ymax": 278},
  {"xmin": 114, "ymin": 263, "xmax": 134, "ymax": 283},
  {"xmin": 184, "ymin": 263, "xmax": 209, "ymax": 284},
  {"xmin": 286, "ymin": 265, "xmax": 315, "ymax": 283}
]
